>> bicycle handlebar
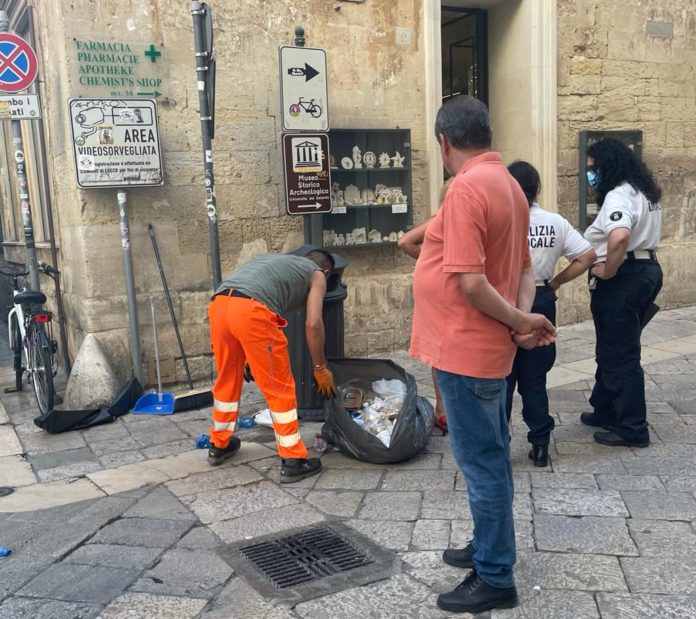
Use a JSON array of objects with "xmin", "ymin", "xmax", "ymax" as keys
[{"xmin": 0, "ymin": 268, "xmax": 29, "ymax": 278}]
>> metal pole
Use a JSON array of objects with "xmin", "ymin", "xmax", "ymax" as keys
[
  {"xmin": 191, "ymin": 2, "xmax": 221, "ymax": 288},
  {"xmin": 0, "ymin": 13, "xmax": 40, "ymax": 292},
  {"xmin": 27, "ymin": 6, "xmax": 71, "ymax": 373},
  {"xmin": 117, "ymin": 191, "xmax": 143, "ymax": 384}
]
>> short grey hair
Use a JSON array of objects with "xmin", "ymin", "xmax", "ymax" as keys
[{"xmin": 435, "ymin": 95, "xmax": 492, "ymax": 150}]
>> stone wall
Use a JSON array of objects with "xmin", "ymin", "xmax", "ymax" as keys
[
  {"xmin": 32, "ymin": 0, "xmax": 429, "ymax": 382},
  {"xmin": 556, "ymin": 1, "xmax": 696, "ymax": 325}
]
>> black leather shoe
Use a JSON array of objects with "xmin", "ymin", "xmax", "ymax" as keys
[
  {"xmin": 528, "ymin": 445, "xmax": 549, "ymax": 467},
  {"xmin": 280, "ymin": 457, "xmax": 322, "ymax": 483},
  {"xmin": 207, "ymin": 437, "xmax": 241, "ymax": 466},
  {"xmin": 437, "ymin": 570, "xmax": 518, "ymax": 614},
  {"xmin": 443, "ymin": 541, "xmax": 475, "ymax": 569},
  {"xmin": 593, "ymin": 430, "xmax": 649, "ymax": 448},
  {"xmin": 580, "ymin": 412, "xmax": 614, "ymax": 429}
]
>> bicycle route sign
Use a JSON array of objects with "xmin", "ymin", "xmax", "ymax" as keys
[
  {"xmin": 0, "ymin": 32, "xmax": 39, "ymax": 93},
  {"xmin": 68, "ymin": 98, "xmax": 163, "ymax": 188},
  {"xmin": 279, "ymin": 46, "xmax": 329, "ymax": 132},
  {"xmin": 282, "ymin": 133, "xmax": 332, "ymax": 215}
]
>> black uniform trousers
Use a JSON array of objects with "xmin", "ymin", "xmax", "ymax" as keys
[
  {"xmin": 589, "ymin": 259, "xmax": 663, "ymax": 443},
  {"xmin": 505, "ymin": 285, "xmax": 557, "ymax": 446}
]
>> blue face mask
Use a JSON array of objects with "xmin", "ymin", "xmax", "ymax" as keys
[{"xmin": 586, "ymin": 169, "xmax": 600, "ymax": 188}]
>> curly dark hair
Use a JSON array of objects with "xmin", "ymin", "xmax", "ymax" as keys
[{"xmin": 587, "ymin": 138, "xmax": 662, "ymax": 207}]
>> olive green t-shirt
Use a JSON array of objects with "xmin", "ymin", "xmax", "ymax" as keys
[{"xmin": 215, "ymin": 254, "xmax": 319, "ymax": 315}]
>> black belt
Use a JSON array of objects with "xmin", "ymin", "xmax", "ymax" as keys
[
  {"xmin": 626, "ymin": 250, "xmax": 657, "ymax": 262},
  {"xmin": 212, "ymin": 289, "xmax": 252, "ymax": 301}
]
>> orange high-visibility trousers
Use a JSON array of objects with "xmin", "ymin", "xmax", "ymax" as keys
[{"xmin": 208, "ymin": 294, "xmax": 308, "ymax": 460}]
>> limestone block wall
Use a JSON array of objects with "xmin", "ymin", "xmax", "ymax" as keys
[
  {"xmin": 32, "ymin": 0, "xmax": 429, "ymax": 382},
  {"xmin": 556, "ymin": 1, "xmax": 696, "ymax": 325}
]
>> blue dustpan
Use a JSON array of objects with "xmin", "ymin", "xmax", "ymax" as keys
[
  {"xmin": 133, "ymin": 296, "xmax": 175, "ymax": 415},
  {"xmin": 133, "ymin": 391, "xmax": 175, "ymax": 415}
]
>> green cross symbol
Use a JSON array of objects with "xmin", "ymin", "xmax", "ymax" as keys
[{"xmin": 144, "ymin": 44, "xmax": 161, "ymax": 63}]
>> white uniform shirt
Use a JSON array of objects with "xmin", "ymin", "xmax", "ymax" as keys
[
  {"xmin": 584, "ymin": 182, "xmax": 662, "ymax": 259},
  {"xmin": 528, "ymin": 204, "xmax": 593, "ymax": 281}
]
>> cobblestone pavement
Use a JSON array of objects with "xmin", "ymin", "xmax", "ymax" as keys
[{"xmin": 1, "ymin": 307, "xmax": 696, "ymax": 617}]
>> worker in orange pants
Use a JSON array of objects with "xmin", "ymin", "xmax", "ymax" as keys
[{"xmin": 207, "ymin": 250, "xmax": 337, "ymax": 483}]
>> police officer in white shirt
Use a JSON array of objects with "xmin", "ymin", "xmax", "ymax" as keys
[
  {"xmin": 580, "ymin": 138, "xmax": 663, "ymax": 448},
  {"xmin": 505, "ymin": 161, "xmax": 597, "ymax": 467}
]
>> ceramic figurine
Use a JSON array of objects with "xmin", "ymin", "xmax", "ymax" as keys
[
  {"xmin": 344, "ymin": 184, "xmax": 360, "ymax": 205},
  {"xmin": 391, "ymin": 151, "xmax": 406, "ymax": 168},
  {"xmin": 397, "ymin": 230, "xmax": 405, "ymax": 239},
  {"xmin": 323, "ymin": 230, "xmax": 334, "ymax": 246},
  {"xmin": 368, "ymin": 229, "xmax": 382, "ymax": 243},
  {"xmin": 353, "ymin": 227, "xmax": 367, "ymax": 244},
  {"xmin": 383, "ymin": 235, "xmax": 390, "ymax": 242},
  {"xmin": 341, "ymin": 156, "xmax": 353, "ymax": 170},
  {"xmin": 378, "ymin": 152, "xmax": 391, "ymax": 168},
  {"xmin": 334, "ymin": 233, "xmax": 345, "ymax": 246},
  {"xmin": 352, "ymin": 145, "xmax": 363, "ymax": 169},
  {"xmin": 361, "ymin": 187, "xmax": 375, "ymax": 204},
  {"xmin": 363, "ymin": 151, "xmax": 376, "ymax": 168},
  {"xmin": 388, "ymin": 231, "xmax": 398, "ymax": 242},
  {"xmin": 344, "ymin": 232, "xmax": 355, "ymax": 246},
  {"xmin": 332, "ymin": 182, "xmax": 345, "ymax": 208}
]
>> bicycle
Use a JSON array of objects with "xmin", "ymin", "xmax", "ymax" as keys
[
  {"xmin": 289, "ymin": 97, "xmax": 322, "ymax": 119},
  {"xmin": 1, "ymin": 262, "xmax": 59, "ymax": 414}
]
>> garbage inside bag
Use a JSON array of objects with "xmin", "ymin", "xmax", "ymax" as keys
[
  {"xmin": 322, "ymin": 358, "xmax": 434, "ymax": 464},
  {"xmin": 254, "ymin": 409, "xmax": 273, "ymax": 427}
]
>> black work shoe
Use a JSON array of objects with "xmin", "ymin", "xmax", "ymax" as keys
[
  {"xmin": 593, "ymin": 430, "xmax": 649, "ymax": 448},
  {"xmin": 437, "ymin": 570, "xmax": 518, "ymax": 614},
  {"xmin": 528, "ymin": 445, "xmax": 549, "ymax": 467},
  {"xmin": 280, "ymin": 458, "xmax": 322, "ymax": 484},
  {"xmin": 207, "ymin": 437, "xmax": 241, "ymax": 466},
  {"xmin": 580, "ymin": 412, "xmax": 614, "ymax": 429},
  {"xmin": 443, "ymin": 541, "xmax": 475, "ymax": 569}
]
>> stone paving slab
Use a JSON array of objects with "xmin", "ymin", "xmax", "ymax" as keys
[
  {"xmin": 304, "ymin": 490, "xmax": 364, "ymax": 517},
  {"xmin": 89, "ymin": 517, "xmax": 192, "ymax": 548},
  {"xmin": 595, "ymin": 592, "xmax": 696, "ymax": 619},
  {"xmin": 627, "ymin": 519, "xmax": 696, "ymax": 558},
  {"xmin": 622, "ymin": 489, "xmax": 696, "ymax": 520},
  {"xmin": 534, "ymin": 514, "xmax": 638, "ymax": 556},
  {"xmin": 99, "ymin": 592, "xmax": 207, "ymax": 619},
  {"xmin": 17, "ymin": 563, "xmax": 140, "ymax": 603},
  {"xmin": 130, "ymin": 548, "xmax": 233, "ymax": 599},
  {"xmin": 200, "ymin": 577, "xmax": 300, "ymax": 619},
  {"xmin": 532, "ymin": 488, "xmax": 629, "ymax": 517},
  {"xmin": 491, "ymin": 590, "xmax": 600, "ymax": 619},
  {"xmin": 0, "ymin": 454, "xmax": 36, "ymax": 487},
  {"xmin": 621, "ymin": 557, "xmax": 696, "ymax": 594},
  {"xmin": 357, "ymin": 490, "xmax": 422, "ymax": 520},
  {"xmin": 0, "ymin": 597, "xmax": 101, "ymax": 619},
  {"xmin": 64, "ymin": 543, "xmax": 164, "ymax": 569},
  {"xmin": 344, "ymin": 519, "xmax": 415, "ymax": 551}
]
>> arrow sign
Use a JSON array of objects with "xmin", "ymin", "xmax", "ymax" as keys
[
  {"xmin": 282, "ymin": 133, "xmax": 332, "ymax": 215},
  {"xmin": 287, "ymin": 62, "xmax": 320, "ymax": 82},
  {"xmin": 297, "ymin": 202, "xmax": 322, "ymax": 209},
  {"xmin": 137, "ymin": 90, "xmax": 162, "ymax": 98}
]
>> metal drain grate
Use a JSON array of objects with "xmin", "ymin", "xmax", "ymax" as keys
[
  {"xmin": 240, "ymin": 525, "xmax": 374, "ymax": 590},
  {"xmin": 221, "ymin": 522, "xmax": 396, "ymax": 604}
]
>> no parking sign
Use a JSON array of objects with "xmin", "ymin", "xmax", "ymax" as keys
[{"xmin": 0, "ymin": 32, "xmax": 38, "ymax": 93}]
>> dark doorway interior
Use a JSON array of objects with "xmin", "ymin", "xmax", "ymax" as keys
[{"xmin": 441, "ymin": 6, "xmax": 488, "ymax": 105}]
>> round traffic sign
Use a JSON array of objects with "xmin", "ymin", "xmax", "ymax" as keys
[{"xmin": 0, "ymin": 33, "xmax": 38, "ymax": 93}]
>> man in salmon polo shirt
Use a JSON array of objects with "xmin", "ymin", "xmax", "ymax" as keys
[{"xmin": 410, "ymin": 95, "xmax": 556, "ymax": 614}]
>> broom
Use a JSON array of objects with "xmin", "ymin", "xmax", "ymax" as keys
[{"xmin": 148, "ymin": 224, "xmax": 214, "ymax": 411}]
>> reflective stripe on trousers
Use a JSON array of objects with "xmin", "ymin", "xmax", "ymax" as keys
[{"xmin": 208, "ymin": 295, "xmax": 308, "ymax": 459}]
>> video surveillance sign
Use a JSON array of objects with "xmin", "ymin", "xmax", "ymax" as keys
[{"xmin": 68, "ymin": 98, "xmax": 163, "ymax": 188}]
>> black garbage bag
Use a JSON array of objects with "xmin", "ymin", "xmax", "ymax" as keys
[{"xmin": 321, "ymin": 358, "xmax": 434, "ymax": 464}]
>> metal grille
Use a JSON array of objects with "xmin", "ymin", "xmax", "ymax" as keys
[{"xmin": 239, "ymin": 525, "xmax": 375, "ymax": 590}]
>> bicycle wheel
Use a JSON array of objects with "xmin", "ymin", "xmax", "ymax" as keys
[
  {"xmin": 10, "ymin": 314, "xmax": 22, "ymax": 391},
  {"xmin": 310, "ymin": 104, "xmax": 322, "ymax": 118},
  {"xmin": 28, "ymin": 323, "xmax": 54, "ymax": 414}
]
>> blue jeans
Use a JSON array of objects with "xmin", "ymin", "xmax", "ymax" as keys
[{"xmin": 436, "ymin": 370, "xmax": 516, "ymax": 588}]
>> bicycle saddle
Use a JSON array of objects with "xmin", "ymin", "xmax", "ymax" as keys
[{"xmin": 15, "ymin": 290, "xmax": 47, "ymax": 305}]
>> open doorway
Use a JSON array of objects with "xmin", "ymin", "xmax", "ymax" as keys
[{"xmin": 441, "ymin": 6, "xmax": 487, "ymax": 104}]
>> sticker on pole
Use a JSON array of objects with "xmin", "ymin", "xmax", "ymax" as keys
[
  {"xmin": 0, "ymin": 33, "xmax": 39, "ymax": 93},
  {"xmin": 68, "ymin": 98, "xmax": 163, "ymax": 188},
  {"xmin": 282, "ymin": 133, "xmax": 332, "ymax": 214},
  {"xmin": 279, "ymin": 46, "xmax": 329, "ymax": 132}
]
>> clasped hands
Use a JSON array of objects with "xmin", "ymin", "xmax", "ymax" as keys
[{"xmin": 511, "ymin": 314, "xmax": 557, "ymax": 350}]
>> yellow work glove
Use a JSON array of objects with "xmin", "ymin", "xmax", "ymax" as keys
[{"xmin": 313, "ymin": 364, "xmax": 337, "ymax": 398}]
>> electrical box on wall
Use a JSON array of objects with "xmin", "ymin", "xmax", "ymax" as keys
[{"xmin": 578, "ymin": 130, "xmax": 643, "ymax": 230}]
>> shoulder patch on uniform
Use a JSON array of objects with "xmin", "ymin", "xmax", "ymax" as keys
[{"xmin": 609, "ymin": 211, "xmax": 623, "ymax": 222}]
